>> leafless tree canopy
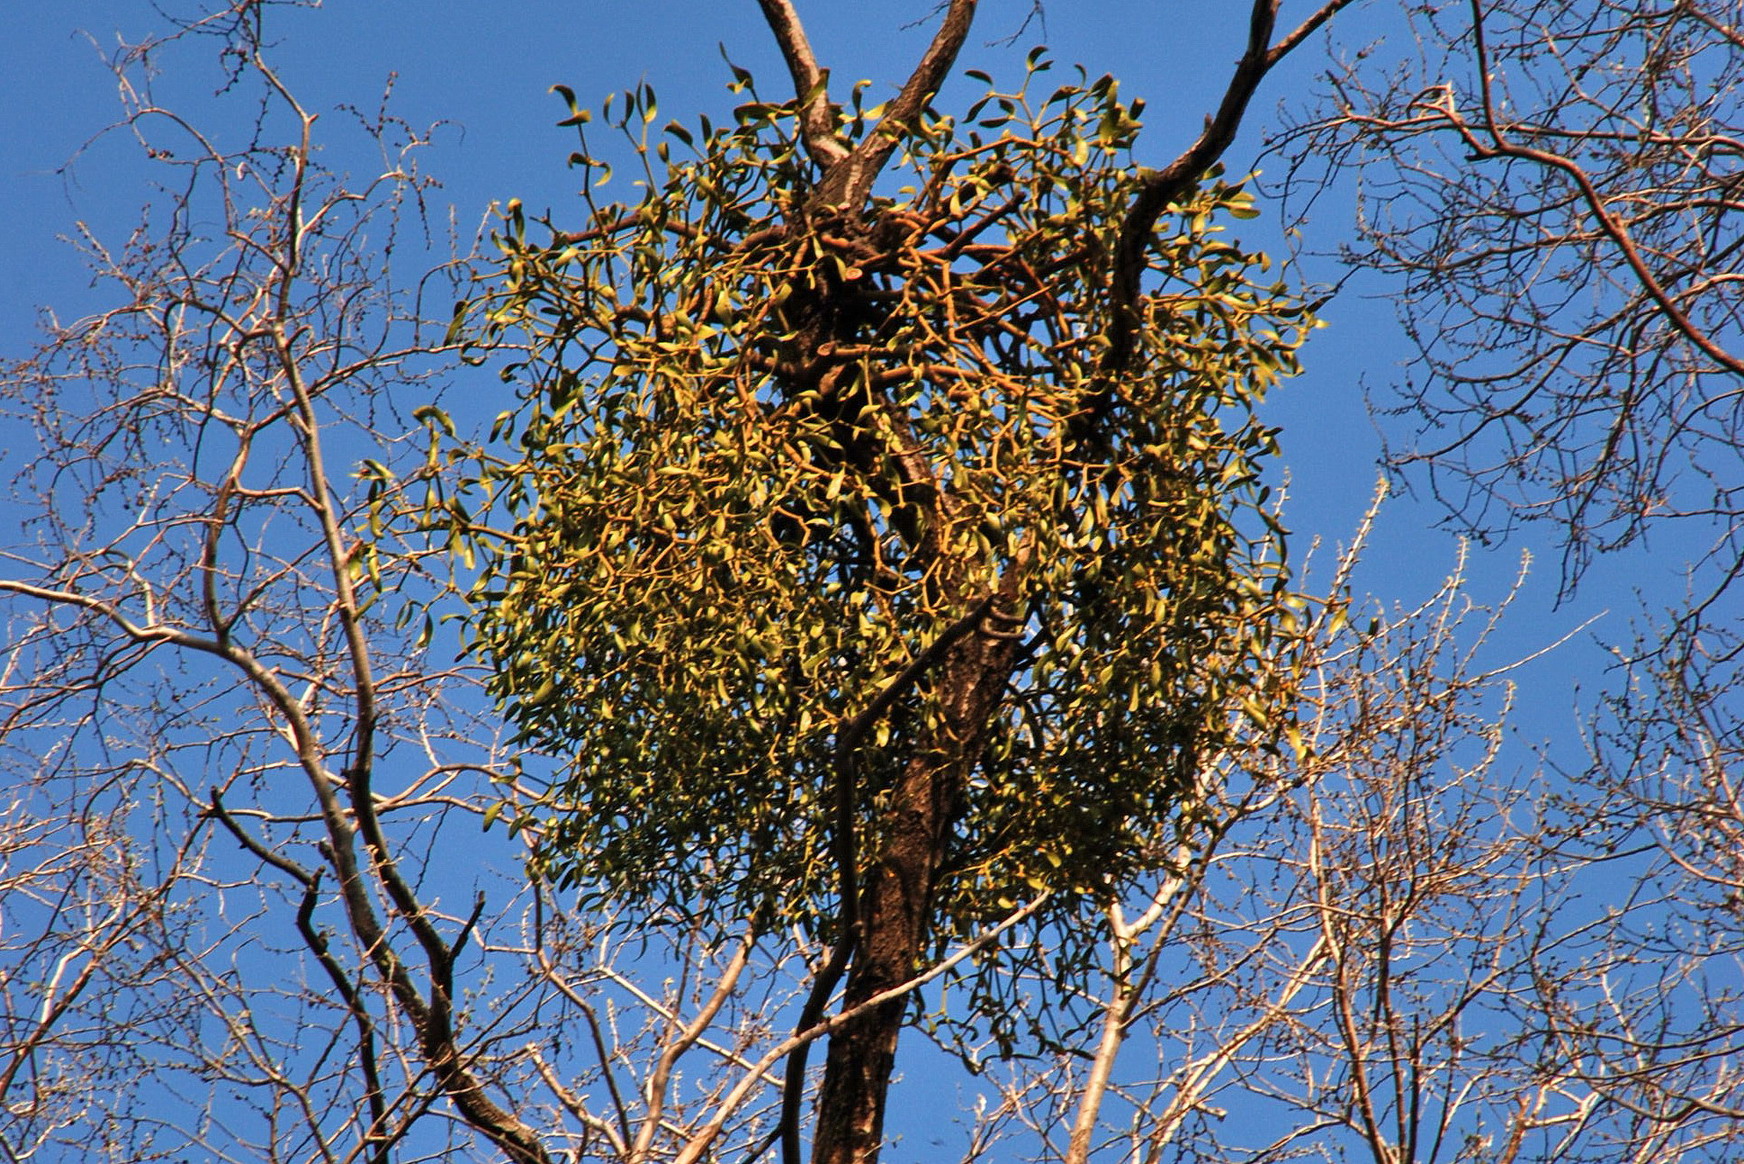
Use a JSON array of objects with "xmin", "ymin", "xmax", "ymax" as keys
[{"xmin": 1276, "ymin": 0, "xmax": 1744, "ymax": 602}]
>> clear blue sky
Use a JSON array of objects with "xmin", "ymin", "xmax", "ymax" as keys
[{"xmin": 0, "ymin": 4, "xmax": 1677, "ymax": 1150}]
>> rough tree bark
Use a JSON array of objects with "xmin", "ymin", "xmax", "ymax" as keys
[{"xmin": 748, "ymin": 5, "xmax": 1359, "ymax": 1162}]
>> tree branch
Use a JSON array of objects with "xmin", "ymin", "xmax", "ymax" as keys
[
  {"xmin": 1455, "ymin": 0, "xmax": 1744, "ymax": 377},
  {"xmin": 632, "ymin": 936, "xmax": 754, "ymax": 1163},
  {"xmin": 808, "ymin": 0, "xmax": 979, "ymax": 214},
  {"xmin": 758, "ymin": 0, "xmax": 851, "ymax": 169},
  {"xmin": 1107, "ymin": 0, "xmax": 1357, "ymax": 369}
]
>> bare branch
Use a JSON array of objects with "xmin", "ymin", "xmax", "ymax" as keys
[
  {"xmin": 1108, "ymin": 0, "xmax": 1358, "ymax": 368},
  {"xmin": 1457, "ymin": 0, "xmax": 1744, "ymax": 376},
  {"xmin": 809, "ymin": 0, "xmax": 979, "ymax": 213},
  {"xmin": 758, "ymin": 0, "xmax": 851, "ymax": 169}
]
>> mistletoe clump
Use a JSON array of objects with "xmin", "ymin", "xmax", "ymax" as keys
[{"xmin": 453, "ymin": 57, "xmax": 1314, "ymax": 947}]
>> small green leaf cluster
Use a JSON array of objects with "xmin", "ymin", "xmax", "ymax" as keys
[{"xmin": 449, "ymin": 60, "xmax": 1316, "ymax": 944}]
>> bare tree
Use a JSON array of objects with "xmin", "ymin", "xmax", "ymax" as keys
[
  {"xmin": 1277, "ymin": 0, "xmax": 1744, "ymax": 603},
  {"xmin": 1266, "ymin": 10, "xmax": 1744, "ymax": 1155},
  {"xmin": 0, "ymin": 8, "xmax": 804, "ymax": 1161},
  {"xmin": 1520, "ymin": 614, "xmax": 1744, "ymax": 1164},
  {"xmin": 0, "ymin": 6, "xmax": 561, "ymax": 1158}
]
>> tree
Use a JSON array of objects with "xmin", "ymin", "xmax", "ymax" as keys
[
  {"xmin": 3, "ymin": 3, "xmax": 1740, "ymax": 1164},
  {"xmin": 1275, "ymin": 0, "xmax": 1744, "ymax": 604},
  {"xmin": 1274, "ymin": 13, "xmax": 1744, "ymax": 1139},
  {"xmin": 1266, "ymin": 6, "xmax": 1744, "ymax": 1156},
  {"xmin": 0, "ymin": 11, "xmax": 560, "ymax": 1161},
  {"xmin": 442, "ymin": 5, "xmax": 1369, "ymax": 1161}
]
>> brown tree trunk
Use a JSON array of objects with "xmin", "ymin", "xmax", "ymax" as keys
[
  {"xmin": 810, "ymin": 628, "xmax": 1019, "ymax": 1164},
  {"xmin": 809, "ymin": 754, "xmax": 950, "ymax": 1164}
]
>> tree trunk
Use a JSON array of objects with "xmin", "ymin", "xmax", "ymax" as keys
[
  {"xmin": 810, "ymin": 628, "xmax": 1018, "ymax": 1164},
  {"xmin": 809, "ymin": 754, "xmax": 950, "ymax": 1164}
]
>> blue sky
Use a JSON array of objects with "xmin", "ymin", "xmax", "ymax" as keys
[{"xmin": 0, "ymin": 3, "xmax": 1688, "ymax": 1153}]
